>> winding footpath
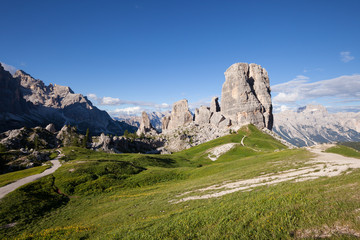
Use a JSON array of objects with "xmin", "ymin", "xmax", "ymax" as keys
[{"xmin": 0, "ymin": 152, "xmax": 63, "ymax": 200}]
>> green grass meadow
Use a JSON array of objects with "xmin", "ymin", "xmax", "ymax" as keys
[{"xmin": 1, "ymin": 125, "xmax": 360, "ymax": 239}]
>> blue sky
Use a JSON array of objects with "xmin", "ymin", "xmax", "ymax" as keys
[{"xmin": 1, "ymin": 0, "xmax": 359, "ymax": 115}]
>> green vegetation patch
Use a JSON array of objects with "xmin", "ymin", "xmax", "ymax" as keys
[
  {"xmin": 174, "ymin": 124, "xmax": 287, "ymax": 164},
  {"xmin": 54, "ymin": 161, "xmax": 145, "ymax": 195},
  {"xmin": 339, "ymin": 141, "xmax": 360, "ymax": 151},
  {"xmin": 325, "ymin": 145, "xmax": 360, "ymax": 159},
  {"xmin": 0, "ymin": 175, "xmax": 69, "ymax": 238}
]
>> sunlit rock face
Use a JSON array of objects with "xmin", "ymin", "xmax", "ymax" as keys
[
  {"xmin": 162, "ymin": 99, "xmax": 193, "ymax": 131},
  {"xmin": 221, "ymin": 63, "xmax": 273, "ymax": 130}
]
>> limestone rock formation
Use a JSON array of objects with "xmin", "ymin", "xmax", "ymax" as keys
[
  {"xmin": 194, "ymin": 106, "xmax": 211, "ymax": 124},
  {"xmin": 162, "ymin": 99, "xmax": 193, "ymax": 131},
  {"xmin": 210, "ymin": 97, "xmax": 220, "ymax": 113},
  {"xmin": 221, "ymin": 63, "xmax": 273, "ymax": 130},
  {"xmin": 136, "ymin": 111, "xmax": 157, "ymax": 136}
]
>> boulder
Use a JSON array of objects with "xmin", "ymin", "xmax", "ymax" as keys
[
  {"xmin": 92, "ymin": 133, "xmax": 113, "ymax": 152},
  {"xmin": 218, "ymin": 118, "xmax": 231, "ymax": 129},
  {"xmin": 56, "ymin": 125, "xmax": 70, "ymax": 141},
  {"xmin": 45, "ymin": 123, "xmax": 56, "ymax": 133},
  {"xmin": 194, "ymin": 106, "xmax": 211, "ymax": 124},
  {"xmin": 210, "ymin": 112, "xmax": 225, "ymax": 127},
  {"xmin": 220, "ymin": 63, "xmax": 273, "ymax": 129}
]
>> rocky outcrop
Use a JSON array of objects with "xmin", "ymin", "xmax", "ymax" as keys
[
  {"xmin": 273, "ymin": 104, "xmax": 360, "ymax": 147},
  {"xmin": 45, "ymin": 123, "xmax": 56, "ymax": 133},
  {"xmin": 159, "ymin": 122, "xmax": 233, "ymax": 153},
  {"xmin": 91, "ymin": 134, "xmax": 164, "ymax": 154},
  {"xmin": 158, "ymin": 62, "xmax": 274, "ymax": 152},
  {"xmin": 162, "ymin": 99, "xmax": 193, "ymax": 131},
  {"xmin": 209, "ymin": 112, "xmax": 225, "ymax": 127},
  {"xmin": 194, "ymin": 106, "xmax": 211, "ymax": 124},
  {"xmin": 221, "ymin": 63, "xmax": 273, "ymax": 130},
  {"xmin": 136, "ymin": 111, "xmax": 157, "ymax": 136},
  {"xmin": 0, "ymin": 64, "xmax": 135, "ymax": 135},
  {"xmin": 210, "ymin": 97, "xmax": 220, "ymax": 113},
  {"xmin": 0, "ymin": 126, "xmax": 58, "ymax": 150}
]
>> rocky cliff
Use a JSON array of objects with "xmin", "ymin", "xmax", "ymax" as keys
[
  {"xmin": 221, "ymin": 63, "xmax": 273, "ymax": 129},
  {"xmin": 0, "ymin": 63, "xmax": 135, "ymax": 135},
  {"xmin": 273, "ymin": 105, "xmax": 360, "ymax": 147}
]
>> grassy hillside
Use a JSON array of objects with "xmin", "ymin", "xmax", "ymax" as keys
[
  {"xmin": 339, "ymin": 142, "xmax": 360, "ymax": 151},
  {"xmin": 325, "ymin": 144, "xmax": 360, "ymax": 159},
  {"xmin": 1, "ymin": 125, "xmax": 360, "ymax": 239}
]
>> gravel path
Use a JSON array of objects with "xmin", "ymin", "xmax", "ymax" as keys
[
  {"xmin": 207, "ymin": 143, "xmax": 238, "ymax": 161},
  {"xmin": 172, "ymin": 144, "xmax": 360, "ymax": 203},
  {"xmin": 0, "ymin": 153, "xmax": 63, "ymax": 200}
]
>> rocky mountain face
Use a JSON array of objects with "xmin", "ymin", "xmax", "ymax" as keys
[
  {"xmin": 157, "ymin": 62, "xmax": 274, "ymax": 152},
  {"xmin": 273, "ymin": 105, "xmax": 360, "ymax": 147},
  {"xmin": 221, "ymin": 63, "xmax": 273, "ymax": 129},
  {"xmin": 0, "ymin": 64, "xmax": 135, "ymax": 135},
  {"xmin": 0, "ymin": 63, "xmax": 32, "ymax": 114},
  {"xmin": 161, "ymin": 63, "xmax": 272, "ymax": 134}
]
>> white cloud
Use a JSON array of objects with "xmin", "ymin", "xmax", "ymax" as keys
[
  {"xmin": 340, "ymin": 51, "xmax": 355, "ymax": 63},
  {"xmin": 272, "ymin": 74, "xmax": 360, "ymax": 112},
  {"xmin": 86, "ymin": 94, "xmax": 171, "ymax": 115},
  {"xmin": 87, "ymin": 93, "xmax": 98, "ymax": 101},
  {"xmin": 0, "ymin": 62, "xmax": 17, "ymax": 75},
  {"xmin": 273, "ymin": 104, "xmax": 295, "ymax": 113},
  {"xmin": 273, "ymin": 92, "xmax": 300, "ymax": 103},
  {"xmin": 100, "ymin": 96, "xmax": 122, "ymax": 105},
  {"xmin": 109, "ymin": 106, "xmax": 142, "ymax": 115}
]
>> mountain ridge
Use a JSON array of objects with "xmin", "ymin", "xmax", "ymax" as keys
[
  {"xmin": 0, "ymin": 63, "xmax": 135, "ymax": 135},
  {"xmin": 273, "ymin": 104, "xmax": 360, "ymax": 147}
]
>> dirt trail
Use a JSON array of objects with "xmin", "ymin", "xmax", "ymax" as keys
[
  {"xmin": 0, "ymin": 152, "xmax": 63, "ymax": 199},
  {"xmin": 172, "ymin": 144, "xmax": 360, "ymax": 203},
  {"xmin": 207, "ymin": 143, "xmax": 238, "ymax": 161}
]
